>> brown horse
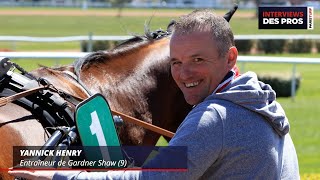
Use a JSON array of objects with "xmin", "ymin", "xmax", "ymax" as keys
[{"xmin": 0, "ymin": 27, "xmax": 192, "ymax": 180}]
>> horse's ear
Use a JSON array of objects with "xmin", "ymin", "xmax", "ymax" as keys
[
  {"xmin": 223, "ymin": 4, "xmax": 238, "ymax": 22},
  {"xmin": 167, "ymin": 19, "xmax": 176, "ymax": 32},
  {"xmin": 167, "ymin": 6, "xmax": 236, "ymax": 32}
]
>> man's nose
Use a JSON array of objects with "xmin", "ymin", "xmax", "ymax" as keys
[{"xmin": 179, "ymin": 64, "xmax": 193, "ymax": 80}]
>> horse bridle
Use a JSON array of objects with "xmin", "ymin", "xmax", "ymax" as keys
[
  {"xmin": 0, "ymin": 57, "xmax": 175, "ymax": 138},
  {"xmin": 0, "ymin": 58, "xmax": 76, "ymax": 134},
  {"xmin": 63, "ymin": 65, "xmax": 175, "ymax": 138}
]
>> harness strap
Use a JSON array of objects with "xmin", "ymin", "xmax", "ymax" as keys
[
  {"xmin": 46, "ymin": 86, "xmax": 83, "ymax": 107},
  {"xmin": 62, "ymin": 70, "xmax": 92, "ymax": 97},
  {"xmin": 67, "ymin": 69, "xmax": 176, "ymax": 138},
  {"xmin": 0, "ymin": 88, "xmax": 63, "ymax": 130},
  {"xmin": 112, "ymin": 110, "xmax": 175, "ymax": 138},
  {"xmin": 0, "ymin": 85, "xmax": 48, "ymax": 107}
]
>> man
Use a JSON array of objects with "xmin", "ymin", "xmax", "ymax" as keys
[{"xmin": 9, "ymin": 9, "xmax": 299, "ymax": 179}]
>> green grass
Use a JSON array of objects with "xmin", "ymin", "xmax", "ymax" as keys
[
  {"xmin": 243, "ymin": 63, "xmax": 320, "ymax": 173},
  {"xmin": 0, "ymin": 15, "xmax": 176, "ymax": 51},
  {"xmin": 1, "ymin": 15, "xmax": 320, "ymax": 51},
  {"xmin": 1, "ymin": 7, "xmax": 320, "ymax": 175},
  {"xmin": 11, "ymin": 59, "xmax": 74, "ymax": 70},
  {"xmin": 1, "ymin": 15, "xmax": 169, "ymax": 36}
]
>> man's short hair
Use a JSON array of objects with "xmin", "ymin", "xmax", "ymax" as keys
[{"xmin": 172, "ymin": 9, "xmax": 235, "ymax": 58}]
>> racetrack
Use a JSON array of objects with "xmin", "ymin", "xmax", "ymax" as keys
[{"xmin": 0, "ymin": 8, "xmax": 255, "ymax": 18}]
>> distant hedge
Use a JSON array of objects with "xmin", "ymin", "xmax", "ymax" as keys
[
  {"xmin": 235, "ymin": 40, "xmax": 253, "ymax": 54},
  {"xmin": 81, "ymin": 40, "xmax": 121, "ymax": 52},
  {"xmin": 257, "ymin": 39, "xmax": 286, "ymax": 54},
  {"xmin": 236, "ymin": 39, "xmax": 315, "ymax": 54},
  {"xmin": 287, "ymin": 40, "xmax": 313, "ymax": 53},
  {"xmin": 315, "ymin": 40, "xmax": 320, "ymax": 53},
  {"xmin": 258, "ymin": 74, "xmax": 301, "ymax": 97}
]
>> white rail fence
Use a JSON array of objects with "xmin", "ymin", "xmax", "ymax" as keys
[
  {"xmin": 2, "ymin": 35, "xmax": 320, "ymax": 42},
  {"xmin": 0, "ymin": 35, "xmax": 133, "ymax": 52},
  {"xmin": 1, "ymin": 34, "xmax": 320, "ymax": 100},
  {"xmin": 1, "ymin": 52, "xmax": 320, "ymax": 101},
  {"xmin": 2, "ymin": 34, "xmax": 320, "ymax": 52}
]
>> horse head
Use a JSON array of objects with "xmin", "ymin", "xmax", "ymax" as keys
[{"xmin": 73, "ymin": 30, "xmax": 191, "ymax": 145}]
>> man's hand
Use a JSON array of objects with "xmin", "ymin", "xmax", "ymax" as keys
[{"xmin": 8, "ymin": 169, "xmax": 55, "ymax": 180}]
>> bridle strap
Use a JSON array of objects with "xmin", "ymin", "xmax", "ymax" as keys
[
  {"xmin": 0, "ymin": 85, "xmax": 48, "ymax": 107},
  {"xmin": 0, "ymin": 82, "xmax": 176, "ymax": 138},
  {"xmin": 66, "ymin": 69, "xmax": 177, "ymax": 138},
  {"xmin": 112, "ymin": 110, "xmax": 175, "ymax": 138}
]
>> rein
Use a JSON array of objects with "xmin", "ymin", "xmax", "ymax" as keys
[
  {"xmin": 65, "ymin": 69, "xmax": 175, "ymax": 138},
  {"xmin": 112, "ymin": 110, "xmax": 174, "ymax": 138},
  {"xmin": 0, "ymin": 85, "xmax": 48, "ymax": 107}
]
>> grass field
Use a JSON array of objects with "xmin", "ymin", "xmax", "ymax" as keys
[
  {"xmin": 1, "ymin": 7, "xmax": 320, "ymax": 176},
  {"xmin": 1, "ymin": 7, "xmax": 320, "ymax": 51}
]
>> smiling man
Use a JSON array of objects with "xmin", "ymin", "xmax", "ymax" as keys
[
  {"xmin": 9, "ymin": 9, "xmax": 299, "ymax": 180},
  {"xmin": 170, "ymin": 31, "xmax": 236, "ymax": 105},
  {"xmin": 168, "ymin": 9, "xmax": 300, "ymax": 179}
]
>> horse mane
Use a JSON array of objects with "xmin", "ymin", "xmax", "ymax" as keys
[
  {"xmin": 73, "ymin": 24, "xmax": 173, "ymax": 76},
  {"xmin": 33, "ymin": 19, "xmax": 175, "ymax": 78},
  {"xmin": 110, "ymin": 20, "xmax": 174, "ymax": 51}
]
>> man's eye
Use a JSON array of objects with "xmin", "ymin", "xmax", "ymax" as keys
[
  {"xmin": 194, "ymin": 58, "xmax": 203, "ymax": 63},
  {"xmin": 171, "ymin": 61, "xmax": 181, "ymax": 66}
]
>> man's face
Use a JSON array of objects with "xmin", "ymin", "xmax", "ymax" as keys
[{"xmin": 170, "ymin": 31, "xmax": 230, "ymax": 105}]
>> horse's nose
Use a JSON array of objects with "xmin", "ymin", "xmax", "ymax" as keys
[{"xmin": 113, "ymin": 115, "xmax": 124, "ymax": 127}]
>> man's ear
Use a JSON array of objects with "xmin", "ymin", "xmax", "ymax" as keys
[{"xmin": 227, "ymin": 46, "xmax": 238, "ymax": 69}]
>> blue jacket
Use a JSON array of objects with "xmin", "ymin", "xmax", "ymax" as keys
[{"xmin": 54, "ymin": 71, "xmax": 299, "ymax": 179}]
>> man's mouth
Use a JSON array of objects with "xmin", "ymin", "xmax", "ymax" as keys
[{"xmin": 184, "ymin": 81, "xmax": 200, "ymax": 88}]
